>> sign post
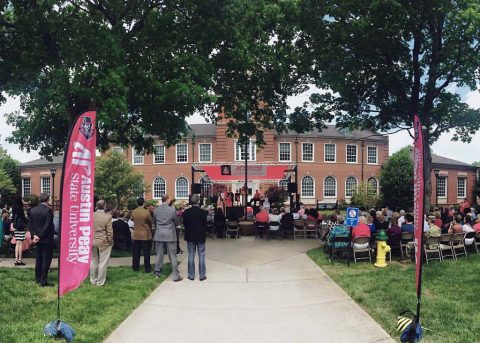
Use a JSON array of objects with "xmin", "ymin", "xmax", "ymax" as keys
[{"xmin": 346, "ymin": 207, "xmax": 359, "ymax": 227}]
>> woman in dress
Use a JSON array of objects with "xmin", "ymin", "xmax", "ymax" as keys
[{"xmin": 12, "ymin": 196, "xmax": 27, "ymax": 266}]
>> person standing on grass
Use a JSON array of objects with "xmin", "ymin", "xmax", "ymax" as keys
[
  {"xmin": 29, "ymin": 193, "xmax": 55, "ymax": 287},
  {"xmin": 12, "ymin": 195, "xmax": 27, "ymax": 266},
  {"xmin": 153, "ymin": 194, "xmax": 182, "ymax": 281},
  {"xmin": 90, "ymin": 200, "xmax": 113, "ymax": 287},
  {"xmin": 130, "ymin": 197, "xmax": 154, "ymax": 273},
  {"xmin": 183, "ymin": 195, "xmax": 208, "ymax": 281}
]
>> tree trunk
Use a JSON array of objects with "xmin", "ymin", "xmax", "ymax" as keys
[{"xmin": 422, "ymin": 131, "xmax": 432, "ymax": 215}]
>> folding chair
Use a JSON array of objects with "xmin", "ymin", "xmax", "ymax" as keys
[
  {"xmin": 400, "ymin": 232, "xmax": 414, "ymax": 257},
  {"xmin": 451, "ymin": 232, "xmax": 467, "ymax": 260},
  {"xmin": 464, "ymin": 231, "xmax": 476, "ymax": 253},
  {"xmin": 439, "ymin": 233, "xmax": 454, "ymax": 261},
  {"xmin": 255, "ymin": 222, "xmax": 268, "ymax": 240},
  {"xmin": 226, "ymin": 220, "xmax": 239, "ymax": 239},
  {"xmin": 423, "ymin": 236, "xmax": 441, "ymax": 264},
  {"xmin": 318, "ymin": 222, "xmax": 330, "ymax": 242},
  {"xmin": 474, "ymin": 232, "xmax": 480, "ymax": 254},
  {"xmin": 305, "ymin": 220, "xmax": 318, "ymax": 239},
  {"xmin": 329, "ymin": 235, "xmax": 351, "ymax": 266},
  {"xmin": 293, "ymin": 219, "xmax": 306, "ymax": 240},
  {"xmin": 352, "ymin": 236, "xmax": 373, "ymax": 263}
]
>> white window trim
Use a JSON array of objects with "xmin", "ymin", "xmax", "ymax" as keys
[
  {"xmin": 40, "ymin": 176, "xmax": 51, "ymax": 195},
  {"xmin": 175, "ymin": 177, "xmax": 190, "ymax": 199},
  {"xmin": 22, "ymin": 178, "xmax": 31, "ymax": 198},
  {"xmin": 176, "ymin": 143, "xmax": 189, "ymax": 164},
  {"xmin": 198, "ymin": 143, "xmax": 212, "ymax": 163},
  {"xmin": 437, "ymin": 176, "xmax": 447, "ymax": 199},
  {"xmin": 457, "ymin": 177, "xmax": 467, "ymax": 198},
  {"xmin": 301, "ymin": 176, "xmax": 315, "ymax": 198},
  {"xmin": 152, "ymin": 177, "xmax": 167, "ymax": 199},
  {"xmin": 278, "ymin": 142, "xmax": 292, "ymax": 162},
  {"xmin": 367, "ymin": 146, "xmax": 378, "ymax": 165},
  {"xmin": 132, "ymin": 148, "xmax": 144, "ymax": 165},
  {"xmin": 301, "ymin": 142, "xmax": 315, "ymax": 162},
  {"xmin": 346, "ymin": 144, "xmax": 358, "ymax": 164},
  {"xmin": 324, "ymin": 143, "xmax": 336, "ymax": 163},
  {"xmin": 234, "ymin": 140, "xmax": 256, "ymax": 162},
  {"xmin": 153, "ymin": 145, "xmax": 166, "ymax": 164},
  {"xmin": 367, "ymin": 177, "xmax": 379, "ymax": 195},
  {"xmin": 345, "ymin": 176, "xmax": 358, "ymax": 198},
  {"xmin": 323, "ymin": 176, "xmax": 337, "ymax": 198}
]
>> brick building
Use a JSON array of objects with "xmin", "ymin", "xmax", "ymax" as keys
[{"xmin": 17, "ymin": 123, "xmax": 477, "ymax": 208}]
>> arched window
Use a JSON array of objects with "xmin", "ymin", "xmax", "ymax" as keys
[
  {"xmin": 367, "ymin": 177, "xmax": 378, "ymax": 195},
  {"xmin": 175, "ymin": 177, "xmax": 189, "ymax": 199},
  {"xmin": 301, "ymin": 176, "xmax": 314, "ymax": 198},
  {"xmin": 152, "ymin": 177, "xmax": 166, "ymax": 199},
  {"xmin": 345, "ymin": 177, "xmax": 358, "ymax": 197},
  {"xmin": 324, "ymin": 176, "xmax": 337, "ymax": 197}
]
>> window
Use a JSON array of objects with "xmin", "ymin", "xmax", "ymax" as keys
[
  {"xmin": 41, "ymin": 177, "xmax": 51, "ymax": 195},
  {"xmin": 437, "ymin": 176, "xmax": 447, "ymax": 198},
  {"xmin": 200, "ymin": 177, "xmax": 213, "ymax": 195},
  {"xmin": 22, "ymin": 178, "xmax": 31, "ymax": 197},
  {"xmin": 367, "ymin": 177, "xmax": 378, "ymax": 195},
  {"xmin": 324, "ymin": 143, "xmax": 336, "ymax": 162},
  {"xmin": 152, "ymin": 177, "xmax": 166, "ymax": 199},
  {"xmin": 111, "ymin": 146, "xmax": 123, "ymax": 154},
  {"xmin": 153, "ymin": 145, "xmax": 165, "ymax": 164},
  {"xmin": 345, "ymin": 177, "xmax": 358, "ymax": 197},
  {"xmin": 324, "ymin": 177, "xmax": 337, "ymax": 197},
  {"xmin": 278, "ymin": 142, "xmax": 291, "ymax": 162},
  {"xmin": 367, "ymin": 146, "xmax": 378, "ymax": 164},
  {"xmin": 199, "ymin": 143, "xmax": 212, "ymax": 162},
  {"xmin": 301, "ymin": 176, "xmax": 314, "ymax": 198},
  {"xmin": 175, "ymin": 177, "xmax": 189, "ymax": 199},
  {"xmin": 346, "ymin": 144, "xmax": 357, "ymax": 163},
  {"xmin": 176, "ymin": 144, "xmax": 188, "ymax": 163},
  {"xmin": 132, "ymin": 148, "xmax": 144, "ymax": 165},
  {"xmin": 235, "ymin": 140, "xmax": 256, "ymax": 161},
  {"xmin": 457, "ymin": 177, "xmax": 466, "ymax": 198},
  {"xmin": 302, "ymin": 142, "xmax": 314, "ymax": 162}
]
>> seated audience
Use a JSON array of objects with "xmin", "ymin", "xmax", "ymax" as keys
[
  {"xmin": 327, "ymin": 215, "xmax": 350, "ymax": 249},
  {"xmin": 352, "ymin": 216, "xmax": 371, "ymax": 239},
  {"xmin": 387, "ymin": 217, "xmax": 402, "ymax": 246},
  {"xmin": 255, "ymin": 206, "xmax": 269, "ymax": 223},
  {"xmin": 473, "ymin": 217, "xmax": 480, "ymax": 233},
  {"xmin": 268, "ymin": 208, "xmax": 282, "ymax": 238},
  {"xmin": 367, "ymin": 215, "xmax": 376, "ymax": 235},
  {"xmin": 462, "ymin": 215, "xmax": 475, "ymax": 245},
  {"xmin": 401, "ymin": 213, "xmax": 415, "ymax": 233}
]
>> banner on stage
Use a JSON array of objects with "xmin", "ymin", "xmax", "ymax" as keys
[
  {"xmin": 59, "ymin": 112, "xmax": 96, "ymax": 296},
  {"xmin": 230, "ymin": 165, "xmax": 267, "ymax": 176}
]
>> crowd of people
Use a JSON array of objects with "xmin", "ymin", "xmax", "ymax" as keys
[{"xmin": 2, "ymin": 192, "xmax": 479, "ymax": 286}]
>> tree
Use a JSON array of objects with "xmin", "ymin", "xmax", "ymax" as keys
[
  {"xmin": 95, "ymin": 151, "xmax": 147, "ymax": 209},
  {"xmin": 0, "ymin": 168, "xmax": 16, "ymax": 202},
  {"xmin": 1, "ymin": 1, "xmax": 226, "ymax": 157},
  {"xmin": 296, "ymin": 0, "xmax": 480, "ymax": 212},
  {"xmin": 1, "ymin": 1, "xmax": 302, "ymax": 156},
  {"xmin": 0, "ymin": 145, "xmax": 19, "ymax": 204},
  {"xmin": 379, "ymin": 147, "xmax": 414, "ymax": 211},
  {"xmin": 350, "ymin": 182, "xmax": 380, "ymax": 211}
]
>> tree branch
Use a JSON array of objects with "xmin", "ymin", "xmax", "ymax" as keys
[{"xmin": 0, "ymin": 17, "xmax": 15, "ymax": 28}]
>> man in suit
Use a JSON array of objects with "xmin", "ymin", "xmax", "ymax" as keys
[
  {"xmin": 183, "ymin": 194, "xmax": 208, "ymax": 281},
  {"xmin": 90, "ymin": 199, "xmax": 113, "ymax": 286},
  {"xmin": 130, "ymin": 197, "xmax": 154, "ymax": 273},
  {"xmin": 30, "ymin": 193, "xmax": 55, "ymax": 287},
  {"xmin": 153, "ymin": 194, "xmax": 182, "ymax": 281}
]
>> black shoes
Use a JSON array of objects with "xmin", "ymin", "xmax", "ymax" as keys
[
  {"xmin": 41, "ymin": 282, "xmax": 55, "ymax": 287},
  {"xmin": 200, "ymin": 277, "xmax": 207, "ymax": 281},
  {"xmin": 173, "ymin": 277, "xmax": 183, "ymax": 282},
  {"xmin": 188, "ymin": 276, "xmax": 194, "ymax": 281}
]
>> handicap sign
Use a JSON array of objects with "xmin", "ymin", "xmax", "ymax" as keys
[{"xmin": 346, "ymin": 207, "xmax": 359, "ymax": 226}]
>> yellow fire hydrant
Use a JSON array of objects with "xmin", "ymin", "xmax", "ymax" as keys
[{"xmin": 374, "ymin": 230, "xmax": 391, "ymax": 268}]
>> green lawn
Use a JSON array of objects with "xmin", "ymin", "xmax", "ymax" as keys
[
  {"xmin": 0, "ymin": 265, "xmax": 171, "ymax": 343},
  {"xmin": 307, "ymin": 247, "xmax": 480, "ymax": 343}
]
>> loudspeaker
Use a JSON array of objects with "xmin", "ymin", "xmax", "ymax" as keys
[
  {"xmin": 191, "ymin": 183, "xmax": 202, "ymax": 194},
  {"xmin": 287, "ymin": 182, "xmax": 297, "ymax": 193}
]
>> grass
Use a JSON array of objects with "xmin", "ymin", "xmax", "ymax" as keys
[
  {"xmin": 307, "ymin": 247, "xmax": 480, "ymax": 343},
  {"xmin": 0, "ymin": 265, "xmax": 171, "ymax": 343}
]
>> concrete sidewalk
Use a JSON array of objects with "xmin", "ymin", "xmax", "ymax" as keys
[{"xmin": 105, "ymin": 237, "xmax": 394, "ymax": 343}]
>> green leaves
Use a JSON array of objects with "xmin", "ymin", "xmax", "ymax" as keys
[{"xmin": 94, "ymin": 151, "xmax": 147, "ymax": 209}]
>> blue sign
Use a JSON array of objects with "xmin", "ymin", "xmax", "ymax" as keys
[{"xmin": 346, "ymin": 207, "xmax": 359, "ymax": 226}]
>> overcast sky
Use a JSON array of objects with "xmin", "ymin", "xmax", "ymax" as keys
[{"xmin": 1, "ymin": 87, "xmax": 480, "ymax": 164}]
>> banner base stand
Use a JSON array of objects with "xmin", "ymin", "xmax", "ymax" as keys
[{"xmin": 44, "ymin": 320, "xmax": 76, "ymax": 342}]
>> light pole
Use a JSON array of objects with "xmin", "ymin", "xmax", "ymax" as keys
[
  {"xmin": 50, "ymin": 167, "xmax": 57, "ymax": 211},
  {"xmin": 434, "ymin": 169, "xmax": 440, "ymax": 209}
]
